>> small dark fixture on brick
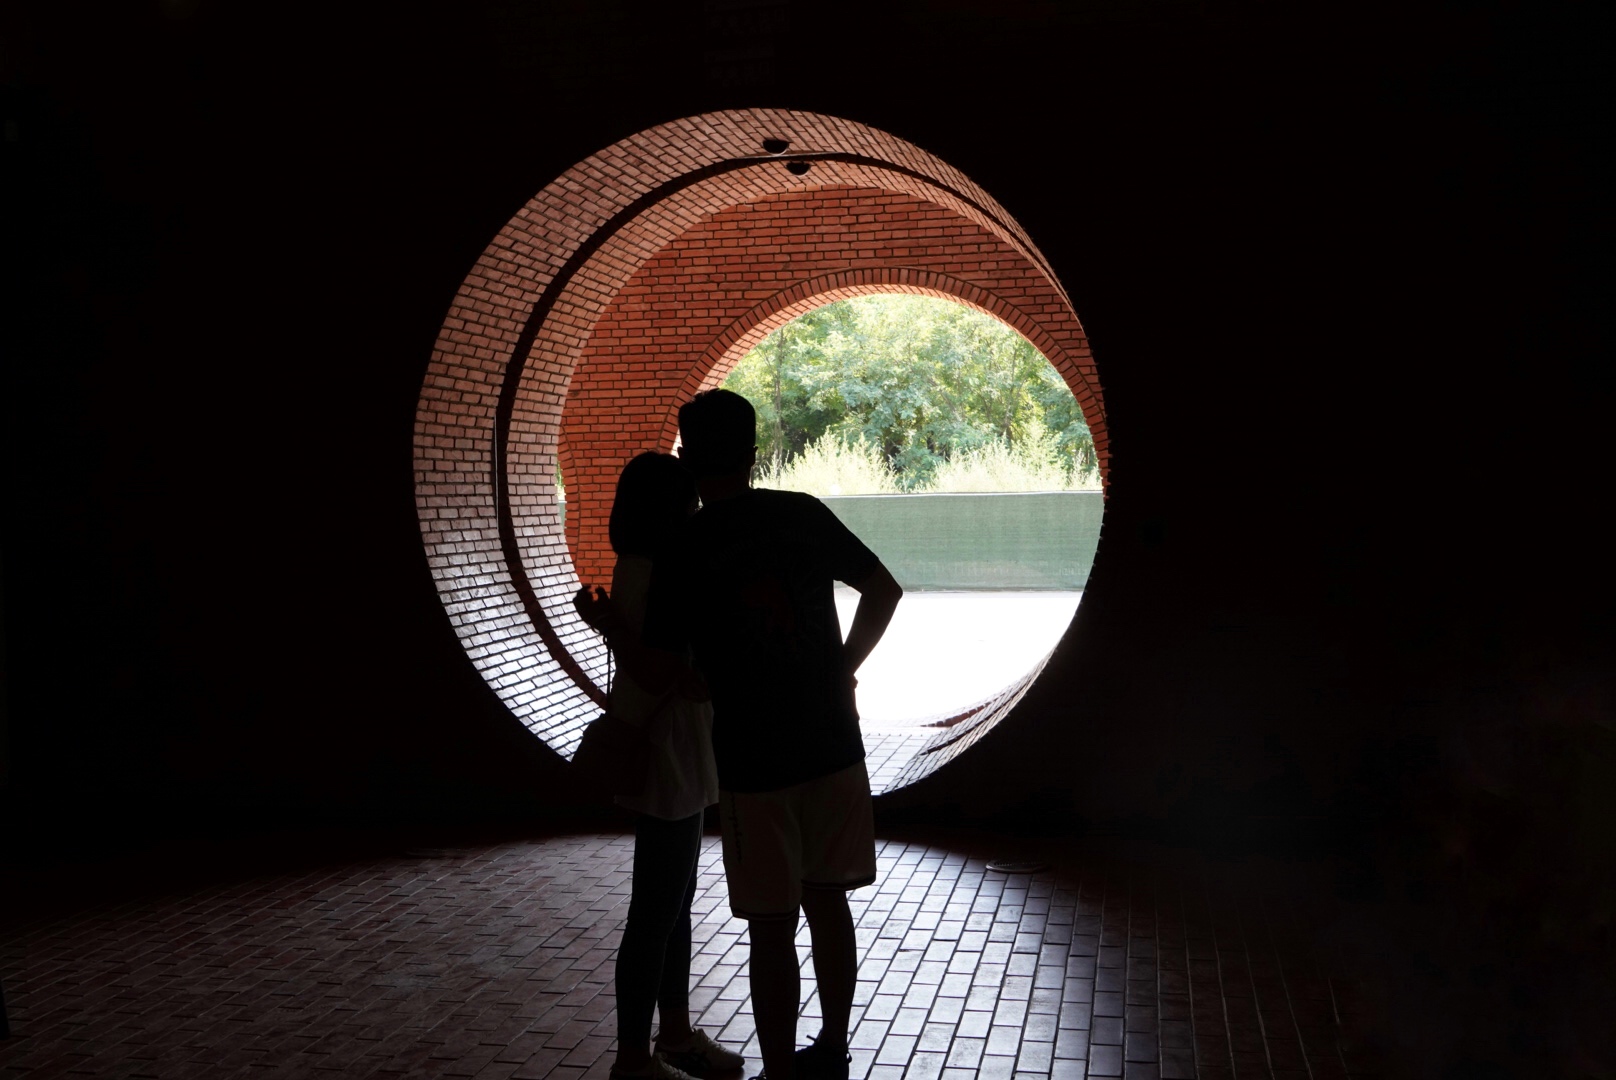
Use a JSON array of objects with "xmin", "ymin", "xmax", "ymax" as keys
[
  {"xmin": 762, "ymin": 138, "xmax": 789, "ymax": 154},
  {"xmin": 786, "ymin": 160, "xmax": 811, "ymax": 176}
]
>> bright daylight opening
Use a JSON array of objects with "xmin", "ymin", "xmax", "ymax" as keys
[{"xmin": 720, "ymin": 294, "xmax": 1102, "ymax": 729}]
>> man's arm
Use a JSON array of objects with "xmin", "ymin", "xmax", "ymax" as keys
[{"xmin": 842, "ymin": 563, "xmax": 902, "ymax": 677}]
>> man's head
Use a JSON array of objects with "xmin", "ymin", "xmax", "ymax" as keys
[{"xmin": 677, "ymin": 389, "xmax": 757, "ymax": 480}]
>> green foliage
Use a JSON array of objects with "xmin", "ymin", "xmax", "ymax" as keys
[
  {"xmin": 755, "ymin": 422, "xmax": 1099, "ymax": 497},
  {"xmin": 721, "ymin": 304, "xmax": 853, "ymax": 473},
  {"xmin": 722, "ymin": 294, "xmax": 1096, "ymax": 492}
]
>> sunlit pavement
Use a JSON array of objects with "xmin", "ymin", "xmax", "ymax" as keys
[{"xmin": 835, "ymin": 590, "xmax": 1082, "ymax": 728}]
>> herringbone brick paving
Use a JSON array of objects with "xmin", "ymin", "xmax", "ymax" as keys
[{"xmin": 1, "ymin": 831, "xmax": 1384, "ymax": 1079}]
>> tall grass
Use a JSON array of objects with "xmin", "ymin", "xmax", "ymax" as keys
[
  {"xmin": 755, "ymin": 426, "xmax": 1099, "ymax": 496},
  {"xmin": 926, "ymin": 418, "xmax": 1099, "ymax": 493},
  {"xmin": 754, "ymin": 434, "xmax": 900, "ymax": 496}
]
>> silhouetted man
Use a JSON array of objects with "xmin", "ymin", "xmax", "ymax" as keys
[{"xmin": 584, "ymin": 389, "xmax": 901, "ymax": 1080}]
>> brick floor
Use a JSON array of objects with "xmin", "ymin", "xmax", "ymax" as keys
[
  {"xmin": 1, "ymin": 831, "xmax": 1387, "ymax": 1079},
  {"xmin": 861, "ymin": 732, "xmax": 937, "ymax": 795}
]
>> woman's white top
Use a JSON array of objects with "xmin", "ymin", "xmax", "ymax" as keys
[{"xmin": 608, "ymin": 554, "xmax": 720, "ymax": 820}]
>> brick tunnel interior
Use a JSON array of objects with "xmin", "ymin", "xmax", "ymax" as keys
[
  {"xmin": 4, "ymin": 1, "xmax": 1609, "ymax": 1076},
  {"xmin": 416, "ymin": 111, "xmax": 1108, "ymax": 792}
]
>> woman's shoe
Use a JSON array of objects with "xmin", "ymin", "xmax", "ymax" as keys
[
  {"xmin": 610, "ymin": 1054, "xmax": 702, "ymax": 1080},
  {"xmin": 653, "ymin": 1028, "xmax": 746, "ymax": 1077}
]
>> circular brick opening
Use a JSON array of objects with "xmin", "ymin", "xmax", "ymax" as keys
[{"xmin": 414, "ymin": 110, "xmax": 1107, "ymax": 792}]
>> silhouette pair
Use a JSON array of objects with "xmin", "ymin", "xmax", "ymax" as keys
[{"xmin": 576, "ymin": 389, "xmax": 902, "ymax": 1080}]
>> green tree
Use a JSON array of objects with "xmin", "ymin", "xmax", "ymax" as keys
[
  {"xmin": 722, "ymin": 294, "xmax": 1094, "ymax": 491},
  {"xmin": 721, "ymin": 304, "xmax": 852, "ymax": 470}
]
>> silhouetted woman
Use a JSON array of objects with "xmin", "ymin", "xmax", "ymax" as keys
[{"xmin": 590, "ymin": 452, "xmax": 741, "ymax": 1080}]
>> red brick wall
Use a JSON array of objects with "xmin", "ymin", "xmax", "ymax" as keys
[
  {"xmin": 414, "ymin": 109, "xmax": 1106, "ymax": 779},
  {"xmin": 561, "ymin": 185, "xmax": 1102, "ymax": 588}
]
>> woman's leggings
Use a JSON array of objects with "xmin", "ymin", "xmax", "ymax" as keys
[{"xmin": 617, "ymin": 810, "xmax": 704, "ymax": 1053}]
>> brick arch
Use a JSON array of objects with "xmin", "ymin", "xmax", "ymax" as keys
[{"xmin": 415, "ymin": 110, "xmax": 1107, "ymax": 786}]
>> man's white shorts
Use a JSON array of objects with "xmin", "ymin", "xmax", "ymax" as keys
[{"xmin": 717, "ymin": 759, "xmax": 877, "ymax": 920}]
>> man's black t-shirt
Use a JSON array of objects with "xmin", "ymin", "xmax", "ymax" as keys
[{"xmin": 642, "ymin": 488, "xmax": 880, "ymax": 793}]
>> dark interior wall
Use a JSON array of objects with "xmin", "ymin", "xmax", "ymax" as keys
[
  {"xmin": 3, "ymin": 0, "xmax": 1606, "ymax": 826},
  {"xmin": 3, "ymin": 1, "xmax": 1610, "ymax": 1067}
]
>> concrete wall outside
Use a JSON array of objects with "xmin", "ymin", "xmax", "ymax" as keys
[{"xmin": 821, "ymin": 491, "xmax": 1102, "ymax": 591}]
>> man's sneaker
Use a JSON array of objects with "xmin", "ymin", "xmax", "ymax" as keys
[
  {"xmin": 610, "ymin": 1055, "xmax": 702, "ymax": 1080},
  {"xmin": 793, "ymin": 1034, "xmax": 851, "ymax": 1080},
  {"xmin": 654, "ymin": 1029, "xmax": 745, "ymax": 1077}
]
